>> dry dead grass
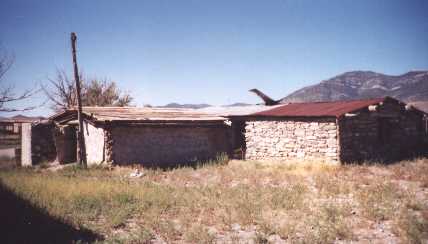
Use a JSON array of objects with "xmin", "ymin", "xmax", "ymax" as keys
[{"xmin": 0, "ymin": 158, "xmax": 427, "ymax": 243}]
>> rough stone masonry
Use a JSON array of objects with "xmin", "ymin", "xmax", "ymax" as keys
[{"xmin": 244, "ymin": 118, "xmax": 339, "ymax": 163}]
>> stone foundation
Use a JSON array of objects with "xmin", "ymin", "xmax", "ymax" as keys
[{"xmin": 244, "ymin": 118, "xmax": 339, "ymax": 162}]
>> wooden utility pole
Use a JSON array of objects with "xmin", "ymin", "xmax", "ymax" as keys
[{"xmin": 71, "ymin": 32, "xmax": 87, "ymax": 168}]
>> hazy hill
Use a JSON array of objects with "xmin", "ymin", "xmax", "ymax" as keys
[
  {"xmin": 281, "ymin": 70, "xmax": 428, "ymax": 103},
  {"xmin": 0, "ymin": 115, "xmax": 45, "ymax": 122},
  {"xmin": 157, "ymin": 102, "xmax": 252, "ymax": 109},
  {"xmin": 157, "ymin": 103, "xmax": 212, "ymax": 109}
]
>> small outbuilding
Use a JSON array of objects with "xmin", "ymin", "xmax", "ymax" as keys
[
  {"xmin": 50, "ymin": 107, "xmax": 231, "ymax": 166},
  {"xmin": 230, "ymin": 97, "xmax": 428, "ymax": 163},
  {"xmin": 0, "ymin": 116, "xmax": 56, "ymax": 167}
]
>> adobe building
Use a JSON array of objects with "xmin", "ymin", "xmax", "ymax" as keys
[
  {"xmin": 230, "ymin": 97, "xmax": 428, "ymax": 163},
  {"xmin": 50, "ymin": 107, "xmax": 231, "ymax": 166}
]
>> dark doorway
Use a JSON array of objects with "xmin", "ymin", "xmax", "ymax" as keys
[
  {"xmin": 231, "ymin": 120, "xmax": 246, "ymax": 159},
  {"xmin": 54, "ymin": 125, "xmax": 77, "ymax": 164}
]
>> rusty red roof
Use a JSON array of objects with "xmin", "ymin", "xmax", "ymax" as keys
[{"xmin": 250, "ymin": 97, "xmax": 388, "ymax": 118}]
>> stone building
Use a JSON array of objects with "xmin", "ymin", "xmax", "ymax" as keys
[
  {"xmin": 50, "ymin": 107, "xmax": 231, "ymax": 166},
  {"xmin": 230, "ymin": 97, "xmax": 428, "ymax": 163}
]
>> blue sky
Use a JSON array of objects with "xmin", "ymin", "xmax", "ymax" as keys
[{"xmin": 1, "ymin": 0, "xmax": 427, "ymax": 116}]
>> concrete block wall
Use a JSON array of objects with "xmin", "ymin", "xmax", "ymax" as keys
[{"xmin": 109, "ymin": 125, "xmax": 230, "ymax": 166}]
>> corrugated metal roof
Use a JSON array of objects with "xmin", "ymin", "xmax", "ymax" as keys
[
  {"xmin": 50, "ymin": 106, "xmax": 226, "ymax": 123},
  {"xmin": 250, "ymin": 97, "xmax": 387, "ymax": 118}
]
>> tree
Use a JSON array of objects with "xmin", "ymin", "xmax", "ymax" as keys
[
  {"xmin": 84, "ymin": 79, "xmax": 133, "ymax": 107},
  {"xmin": 0, "ymin": 49, "xmax": 37, "ymax": 112},
  {"xmin": 42, "ymin": 69, "xmax": 79, "ymax": 111},
  {"xmin": 43, "ymin": 69, "xmax": 133, "ymax": 111}
]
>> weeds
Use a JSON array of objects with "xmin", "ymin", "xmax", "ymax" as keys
[
  {"xmin": 394, "ymin": 209, "xmax": 428, "ymax": 244},
  {"xmin": 184, "ymin": 224, "xmax": 216, "ymax": 243},
  {"xmin": 270, "ymin": 183, "xmax": 307, "ymax": 210},
  {"xmin": 357, "ymin": 181, "xmax": 398, "ymax": 221},
  {"xmin": 196, "ymin": 152, "xmax": 229, "ymax": 168},
  {"xmin": 0, "ymin": 158, "xmax": 427, "ymax": 242},
  {"xmin": 314, "ymin": 173, "xmax": 353, "ymax": 197}
]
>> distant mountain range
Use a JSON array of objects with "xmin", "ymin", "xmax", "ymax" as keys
[
  {"xmin": 157, "ymin": 102, "xmax": 252, "ymax": 109},
  {"xmin": 281, "ymin": 70, "xmax": 428, "ymax": 103},
  {"xmin": 0, "ymin": 115, "xmax": 45, "ymax": 122},
  {"xmin": 157, "ymin": 103, "xmax": 212, "ymax": 109},
  {"xmin": 159, "ymin": 71, "xmax": 428, "ymax": 111}
]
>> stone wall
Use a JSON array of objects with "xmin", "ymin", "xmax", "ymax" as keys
[
  {"xmin": 83, "ymin": 122, "xmax": 106, "ymax": 165},
  {"xmin": 244, "ymin": 118, "xmax": 339, "ymax": 162},
  {"xmin": 339, "ymin": 99, "xmax": 427, "ymax": 163},
  {"xmin": 109, "ymin": 124, "xmax": 230, "ymax": 166}
]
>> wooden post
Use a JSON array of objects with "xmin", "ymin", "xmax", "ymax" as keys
[{"xmin": 71, "ymin": 32, "xmax": 87, "ymax": 168}]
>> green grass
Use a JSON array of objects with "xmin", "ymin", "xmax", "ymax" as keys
[{"xmin": 0, "ymin": 158, "xmax": 427, "ymax": 243}]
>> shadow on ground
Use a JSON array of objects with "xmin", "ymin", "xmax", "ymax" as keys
[{"xmin": 0, "ymin": 180, "xmax": 102, "ymax": 244}]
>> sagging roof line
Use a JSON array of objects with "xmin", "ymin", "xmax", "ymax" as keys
[{"xmin": 50, "ymin": 106, "xmax": 227, "ymax": 124}]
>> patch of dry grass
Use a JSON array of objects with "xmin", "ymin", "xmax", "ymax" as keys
[
  {"xmin": 0, "ymin": 158, "xmax": 427, "ymax": 243},
  {"xmin": 393, "ymin": 208, "xmax": 428, "ymax": 244},
  {"xmin": 356, "ymin": 181, "xmax": 399, "ymax": 221}
]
